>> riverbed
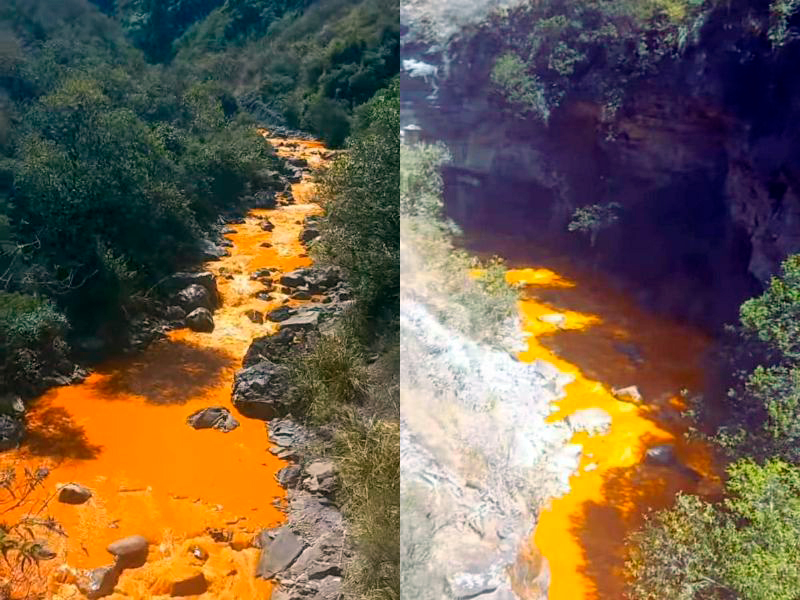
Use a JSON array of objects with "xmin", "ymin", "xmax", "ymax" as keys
[{"xmin": 0, "ymin": 134, "xmax": 327, "ymax": 599}]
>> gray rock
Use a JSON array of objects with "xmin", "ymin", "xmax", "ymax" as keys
[
  {"xmin": 58, "ymin": 483, "xmax": 93, "ymax": 504},
  {"xmin": 280, "ymin": 312, "xmax": 319, "ymax": 331},
  {"xmin": 186, "ymin": 406, "xmax": 240, "ymax": 433},
  {"xmin": 256, "ymin": 527, "xmax": 306, "ymax": 579},
  {"xmin": 280, "ymin": 267, "xmax": 342, "ymax": 293},
  {"xmin": 277, "ymin": 465, "xmax": 302, "ymax": 488},
  {"xmin": 447, "ymin": 571, "xmax": 498, "ymax": 599},
  {"xmin": 0, "ymin": 414, "xmax": 24, "ymax": 451},
  {"xmin": 299, "ymin": 226, "xmax": 320, "ymax": 244},
  {"xmin": 268, "ymin": 306, "xmax": 297, "ymax": 323},
  {"xmin": 199, "ymin": 239, "xmax": 228, "ymax": 260},
  {"xmin": 613, "ymin": 385, "xmax": 642, "ymax": 404},
  {"xmin": 565, "ymin": 408, "xmax": 612, "ymax": 435},
  {"xmin": 232, "ymin": 361, "xmax": 291, "ymax": 420},
  {"xmin": 177, "ymin": 284, "xmax": 214, "ymax": 312},
  {"xmin": 186, "ymin": 308, "xmax": 214, "ymax": 333},
  {"xmin": 107, "ymin": 535, "xmax": 148, "ymax": 568},
  {"xmin": 313, "ymin": 575, "xmax": 343, "ymax": 599},
  {"xmin": 77, "ymin": 565, "xmax": 120, "ymax": 599},
  {"xmin": 645, "ymin": 444, "xmax": 677, "ymax": 466},
  {"xmin": 252, "ymin": 190, "xmax": 277, "ymax": 209}
]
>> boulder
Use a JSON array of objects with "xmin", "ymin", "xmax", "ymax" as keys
[
  {"xmin": 565, "ymin": 408, "xmax": 612, "ymax": 435},
  {"xmin": 0, "ymin": 414, "xmax": 24, "ymax": 451},
  {"xmin": 256, "ymin": 527, "xmax": 305, "ymax": 579},
  {"xmin": 539, "ymin": 313, "xmax": 567, "ymax": 328},
  {"xmin": 281, "ymin": 312, "xmax": 319, "ymax": 331},
  {"xmin": 186, "ymin": 308, "xmax": 214, "ymax": 333},
  {"xmin": 58, "ymin": 483, "xmax": 93, "ymax": 504},
  {"xmin": 645, "ymin": 444, "xmax": 677, "ymax": 467},
  {"xmin": 290, "ymin": 290, "xmax": 312, "ymax": 300},
  {"xmin": 186, "ymin": 406, "xmax": 240, "ymax": 433},
  {"xmin": 276, "ymin": 465, "xmax": 302, "ymax": 488},
  {"xmin": 280, "ymin": 267, "xmax": 341, "ymax": 293},
  {"xmin": 177, "ymin": 284, "xmax": 214, "ymax": 312},
  {"xmin": 267, "ymin": 306, "xmax": 297, "ymax": 323},
  {"xmin": 77, "ymin": 565, "xmax": 120, "ymax": 600},
  {"xmin": 243, "ymin": 329, "xmax": 306, "ymax": 367},
  {"xmin": 199, "ymin": 240, "xmax": 227, "ymax": 261},
  {"xmin": 261, "ymin": 219, "xmax": 275, "ymax": 232},
  {"xmin": 299, "ymin": 225, "xmax": 320, "ymax": 244},
  {"xmin": 252, "ymin": 190, "xmax": 277, "ymax": 209},
  {"xmin": 232, "ymin": 361, "xmax": 291, "ymax": 420},
  {"xmin": 612, "ymin": 385, "xmax": 642, "ymax": 404},
  {"xmin": 107, "ymin": 535, "xmax": 148, "ymax": 568}
]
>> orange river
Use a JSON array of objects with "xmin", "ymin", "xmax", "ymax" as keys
[
  {"xmin": 0, "ymin": 133, "xmax": 328, "ymax": 599},
  {"xmin": 505, "ymin": 265, "xmax": 722, "ymax": 599}
]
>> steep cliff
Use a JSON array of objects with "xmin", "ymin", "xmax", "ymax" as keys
[{"xmin": 402, "ymin": 0, "xmax": 800, "ymax": 328}]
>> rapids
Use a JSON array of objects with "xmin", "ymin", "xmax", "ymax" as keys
[
  {"xmin": 506, "ymin": 265, "xmax": 722, "ymax": 599},
  {"xmin": 0, "ymin": 133, "xmax": 328, "ymax": 599}
]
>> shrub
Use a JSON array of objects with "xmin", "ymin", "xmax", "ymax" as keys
[
  {"xmin": 627, "ymin": 459, "xmax": 800, "ymax": 600},
  {"xmin": 335, "ymin": 418, "xmax": 400, "ymax": 600}
]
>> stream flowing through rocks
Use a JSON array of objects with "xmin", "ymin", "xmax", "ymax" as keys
[{"xmin": 0, "ymin": 133, "xmax": 329, "ymax": 599}]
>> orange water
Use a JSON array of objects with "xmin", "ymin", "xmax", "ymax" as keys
[
  {"xmin": 505, "ymin": 267, "xmax": 721, "ymax": 599},
  {"xmin": 0, "ymin": 134, "xmax": 329, "ymax": 599}
]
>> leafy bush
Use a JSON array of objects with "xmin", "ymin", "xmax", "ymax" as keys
[
  {"xmin": 316, "ymin": 79, "xmax": 399, "ymax": 317},
  {"xmin": 627, "ymin": 459, "xmax": 800, "ymax": 600},
  {"xmin": 490, "ymin": 52, "xmax": 550, "ymax": 122},
  {"xmin": 568, "ymin": 202, "xmax": 622, "ymax": 247}
]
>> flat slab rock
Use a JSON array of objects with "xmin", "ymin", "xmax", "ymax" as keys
[{"xmin": 257, "ymin": 527, "xmax": 306, "ymax": 579}]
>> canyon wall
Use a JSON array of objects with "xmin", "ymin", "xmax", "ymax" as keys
[{"xmin": 401, "ymin": 0, "xmax": 800, "ymax": 327}]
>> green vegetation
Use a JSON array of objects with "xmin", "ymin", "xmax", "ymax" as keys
[
  {"xmin": 287, "ymin": 80, "xmax": 399, "ymax": 600},
  {"xmin": 627, "ymin": 459, "xmax": 800, "ymax": 600},
  {"xmin": 568, "ymin": 202, "xmax": 622, "ymax": 247},
  {"xmin": 627, "ymin": 254, "xmax": 800, "ymax": 598},
  {"xmin": 401, "ymin": 141, "xmax": 518, "ymax": 347},
  {"xmin": 317, "ymin": 79, "xmax": 400, "ymax": 316},
  {"xmin": 484, "ymin": 0, "xmax": 714, "ymax": 122}
]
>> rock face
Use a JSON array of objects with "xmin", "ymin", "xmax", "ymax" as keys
[
  {"xmin": 231, "ymin": 361, "xmax": 291, "ymax": 419},
  {"xmin": 58, "ymin": 483, "xmax": 93, "ymax": 504},
  {"xmin": 186, "ymin": 406, "xmax": 240, "ymax": 432},
  {"xmin": 401, "ymin": 295, "xmax": 575, "ymax": 600},
  {"xmin": 401, "ymin": 5, "xmax": 800, "ymax": 328},
  {"xmin": 186, "ymin": 308, "xmax": 214, "ymax": 332}
]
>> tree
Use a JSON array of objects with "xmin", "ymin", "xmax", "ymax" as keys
[
  {"xmin": 627, "ymin": 459, "xmax": 800, "ymax": 600},
  {"xmin": 567, "ymin": 202, "xmax": 621, "ymax": 247}
]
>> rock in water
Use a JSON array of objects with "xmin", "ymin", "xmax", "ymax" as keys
[
  {"xmin": 267, "ymin": 306, "xmax": 296, "ymax": 323},
  {"xmin": 186, "ymin": 406, "xmax": 240, "ymax": 432},
  {"xmin": 177, "ymin": 284, "xmax": 214, "ymax": 312},
  {"xmin": 77, "ymin": 565, "xmax": 120, "ymax": 600},
  {"xmin": 645, "ymin": 444, "xmax": 677, "ymax": 466},
  {"xmin": 186, "ymin": 308, "xmax": 214, "ymax": 333},
  {"xmin": 612, "ymin": 385, "xmax": 642, "ymax": 404},
  {"xmin": 565, "ymin": 408, "xmax": 612, "ymax": 435},
  {"xmin": 58, "ymin": 483, "xmax": 93, "ymax": 504},
  {"xmin": 256, "ymin": 527, "xmax": 305, "ymax": 579},
  {"xmin": 107, "ymin": 535, "xmax": 148, "ymax": 568},
  {"xmin": 232, "ymin": 361, "xmax": 291, "ymax": 419},
  {"xmin": 539, "ymin": 313, "xmax": 567, "ymax": 328}
]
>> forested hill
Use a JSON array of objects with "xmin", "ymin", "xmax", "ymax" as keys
[
  {"xmin": 91, "ymin": 0, "xmax": 399, "ymax": 146},
  {"xmin": 0, "ymin": 0, "xmax": 398, "ymax": 397}
]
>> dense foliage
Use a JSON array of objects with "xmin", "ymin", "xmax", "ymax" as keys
[
  {"xmin": 627, "ymin": 254, "xmax": 800, "ymax": 598},
  {"xmin": 484, "ymin": 0, "xmax": 714, "ymax": 123}
]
